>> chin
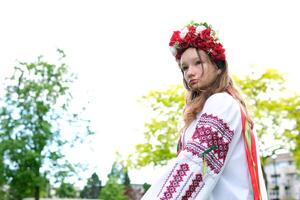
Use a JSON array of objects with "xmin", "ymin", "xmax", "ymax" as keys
[{"xmin": 190, "ymin": 85, "xmax": 206, "ymax": 92}]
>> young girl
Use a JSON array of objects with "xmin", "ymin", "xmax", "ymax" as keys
[{"xmin": 142, "ymin": 22, "xmax": 268, "ymax": 200}]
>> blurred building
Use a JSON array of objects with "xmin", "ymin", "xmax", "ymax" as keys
[{"xmin": 264, "ymin": 152, "xmax": 300, "ymax": 200}]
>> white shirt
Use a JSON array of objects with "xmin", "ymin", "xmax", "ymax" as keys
[{"xmin": 142, "ymin": 92, "xmax": 267, "ymax": 200}]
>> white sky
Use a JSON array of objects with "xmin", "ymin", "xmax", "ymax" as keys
[{"xmin": 1, "ymin": 0, "xmax": 300, "ymax": 188}]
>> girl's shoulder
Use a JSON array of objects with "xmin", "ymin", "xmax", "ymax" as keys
[
  {"xmin": 203, "ymin": 92, "xmax": 240, "ymax": 114},
  {"xmin": 207, "ymin": 92, "xmax": 237, "ymax": 105}
]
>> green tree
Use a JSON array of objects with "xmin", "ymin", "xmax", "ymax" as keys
[
  {"xmin": 127, "ymin": 85, "xmax": 185, "ymax": 168},
  {"xmin": 130, "ymin": 68, "xmax": 300, "ymax": 168},
  {"xmin": 233, "ymin": 69, "xmax": 300, "ymax": 165},
  {"xmin": 0, "ymin": 149, "xmax": 7, "ymax": 199},
  {"xmin": 56, "ymin": 182, "xmax": 77, "ymax": 198},
  {"xmin": 100, "ymin": 177, "xmax": 128, "ymax": 200},
  {"xmin": 142, "ymin": 183, "xmax": 151, "ymax": 193},
  {"xmin": 0, "ymin": 50, "xmax": 93, "ymax": 200},
  {"xmin": 80, "ymin": 172, "xmax": 102, "ymax": 198},
  {"xmin": 122, "ymin": 170, "xmax": 130, "ymax": 187},
  {"xmin": 100, "ymin": 162, "xmax": 128, "ymax": 200}
]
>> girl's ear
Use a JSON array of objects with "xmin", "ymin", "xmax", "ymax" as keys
[{"xmin": 217, "ymin": 69, "xmax": 222, "ymax": 75}]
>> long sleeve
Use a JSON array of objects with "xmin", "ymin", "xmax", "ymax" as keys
[{"xmin": 142, "ymin": 92, "xmax": 250, "ymax": 200}]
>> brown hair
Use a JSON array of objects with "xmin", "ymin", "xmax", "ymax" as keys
[{"xmin": 179, "ymin": 49, "xmax": 253, "ymax": 132}]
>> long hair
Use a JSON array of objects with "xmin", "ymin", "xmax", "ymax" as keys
[{"xmin": 180, "ymin": 50, "xmax": 253, "ymax": 132}]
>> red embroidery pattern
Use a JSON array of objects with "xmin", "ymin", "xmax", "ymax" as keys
[
  {"xmin": 174, "ymin": 172, "xmax": 194, "ymax": 200},
  {"xmin": 182, "ymin": 173, "xmax": 203, "ymax": 200},
  {"xmin": 157, "ymin": 163, "xmax": 178, "ymax": 197},
  {"xmin": 160, "ymin": 163, "xmax": 190, "ymax": 200},
  {"xmin": 185, "ymin": 113, "xmax": 234, "ymax": 174},
  {"xmin": 198, "ymin": 113, "xmax": 234, "ymax": 142}
]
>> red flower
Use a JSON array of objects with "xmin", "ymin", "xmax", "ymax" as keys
[
  {"xmin": 200, "ymin": 29, "xmax": 211, "ymax": 40},
  {"xmin": 188, "ymin": 25, "xmax": 196, "ymax": 33},
  {"xmin": 169, "ymin": 31, "xmax": 181, "ymax": 46},
  {"xmin": 184, "ymin": 32, "xmax": 197, "ymax": 44},
  {"xmin": 169, "ymin": 24, "xmax": 226, "ymax": 61},
  {"xmin": 210, "ymin": 43, "xmax": 225, "ymax": 61}
]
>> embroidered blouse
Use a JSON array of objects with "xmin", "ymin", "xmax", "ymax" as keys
[{"xmin": 142, "ymin": 92, "xmax": 268, "ymax": 200}]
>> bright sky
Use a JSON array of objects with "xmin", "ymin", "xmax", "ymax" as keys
[{"xmin": 1, "ymin": 0, "xmax": 299, "ymax": 189}]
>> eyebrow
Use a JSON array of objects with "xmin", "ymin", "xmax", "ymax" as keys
[{"xmin": 181, "ymin": 56, "xmax": 201, "ymax": 66}]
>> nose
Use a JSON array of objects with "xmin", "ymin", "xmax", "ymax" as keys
[{"xmin": 186, "ymin": 65, "xmax": 196, "ymax": 78}]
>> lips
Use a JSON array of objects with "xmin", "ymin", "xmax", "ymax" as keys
[{"xmin": 189, "ymin": 79, "xmax": 198, "ymax": 85}]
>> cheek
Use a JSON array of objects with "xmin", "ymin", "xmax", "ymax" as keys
[
  {"xmin": 202, "ymin": 67, "xmax": 216, "ymax": 83},
  {"xmin": 195, "ymin": 65, "xmax": 204, "ymax": 76},
  {"xmin": 208, "ymin": 71, "xmax": 218, "ymax": 82}
]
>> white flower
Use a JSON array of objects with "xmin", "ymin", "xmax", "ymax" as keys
[
  {"xmin": 180, "ymin": 27, "xmax": 188, "ymax": 39},
  {"xmin": 196, "ymin": 25, "xmax": 206, "ymax": 34},
  {"xmin": 170, "ymin": 47, "xmax": 177, "ymax": 56}
]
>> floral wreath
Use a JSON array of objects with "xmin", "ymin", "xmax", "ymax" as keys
[{"xmin": 169, "ymin": 21, "xmax": 226, "ymax": 62}]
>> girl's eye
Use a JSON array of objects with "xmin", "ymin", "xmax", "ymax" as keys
[
  {"xmin": 182, "ymin": 66, "xmax": 188, "ymax": 71},
  {"xmin": 195, "ymin": 60, "xmax": 202, "ymax": 65}
]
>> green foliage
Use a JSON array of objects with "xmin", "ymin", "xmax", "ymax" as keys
[
  {"xmin": 80, "ymin": 172, "xmax": 102, "ymax": 198},
  {"xmin": 131, "ymin": 68, "xmax": 300, "ymax": 169},
  {"xmin": 127, "ymin": 85, "xmax": 185, "ymax": 168},
  {"xmin": 56, "ymin": 182, "xmax": 77, "ymax": 198},
  {"xmin": 233, "ymin": 68, "xmax": 300, "ymax": 167},
  {"xmin": 142, "ymin": 182, "xmax": 151, "ymax": 193},
  {"xmin": 107, "ymin": 161, "xmax": 131, "ymax": 186},
  {"xmin": 0, "ymin": 50, "xmax": 94, "ymax": 200},
  {"xmin": 0, "ymin": 150, "xmax": 7, "ymax": 198},
  {"xmin": 100, "ymin": 162, "xmax": 128, "ymax": 200},
  {"xmin": 122, "ymin": 170, "xmax": 130, "ymax": 187},
  {"xmin": 100, "ymin": 177, "xmax": 128, "ymax": 200}
]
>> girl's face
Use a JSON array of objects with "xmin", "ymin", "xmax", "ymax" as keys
[{"xmin": 180, "ymin": 48, "xmax": 221, "ymax": 91}]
